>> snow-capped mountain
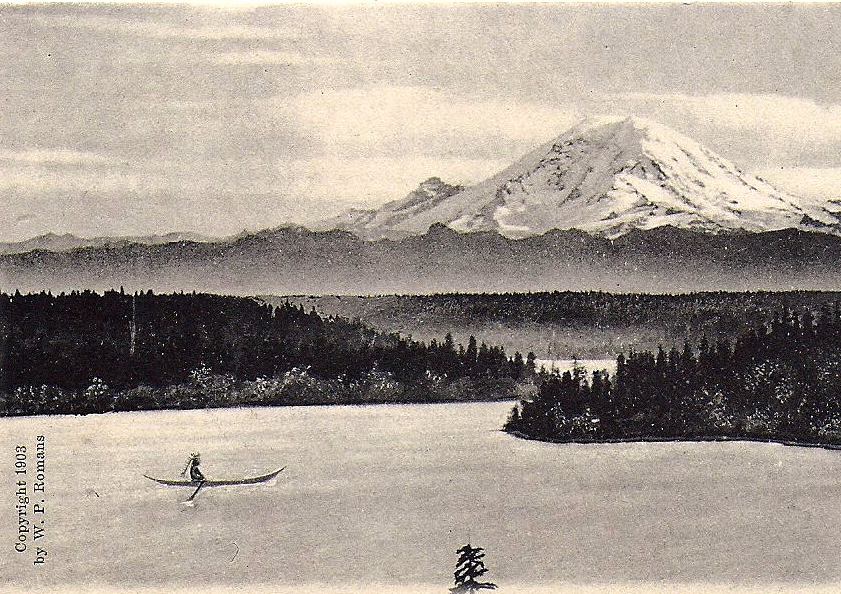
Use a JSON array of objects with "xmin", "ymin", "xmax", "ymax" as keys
[
  {"xmin": 323, "ymin": 116, "xmax": 841, "ymax": 240},
  {"xmin": 310, "ymin": 177, "xmax": 465, "ymax": 237}
]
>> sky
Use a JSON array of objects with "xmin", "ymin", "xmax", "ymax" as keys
[{"xmin": 2, "ymin": 3, "xmax": 841, "ymax": 241}]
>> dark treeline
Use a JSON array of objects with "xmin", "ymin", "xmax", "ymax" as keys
[
  {"xmin": 382, "ymin": 291, "xmax": 841, "ymax": 327},
  {"xmin": 506, "ymin": 304, "xmax": 841, "ymax": 445},
  {"xmin": 0, "ymin": 290, "xmax": 528, "ymax": 416}
]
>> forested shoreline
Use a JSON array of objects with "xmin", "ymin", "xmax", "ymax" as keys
[
  {"xmin": 284, "ymin": 290, "xmax": 841, "ymax": 359},
  {"xmin": 0, "ymin": 290, "xmax": 529, "ymax": 416},
  {"xmin": 506, "ymin": 305, "xmax": 841, "ymax": 445},
  {"xmin": 6, "ymin": 289, "xmax": 841, "ymax": 446}
]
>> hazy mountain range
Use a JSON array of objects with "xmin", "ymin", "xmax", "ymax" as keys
[
  {"xmin": 0, "ymin": 231, "xmax": 216, "ymax": 256},
  {"xmin": 3, "ymin": 224, "xmax": 841, "ymax": 294},
  {"xmin": 3, "ymin": 116, "xmax": 841, "ymax": 295}
]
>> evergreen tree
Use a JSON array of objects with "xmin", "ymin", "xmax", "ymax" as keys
[
  {"xmin": 466, "ymin": 336, "xmax": 479, "ymax": 369},
  {"xmin": 526, "ymin": 352, "xmax": 537, "ymax": 374},
  {"xmin": 509, "ymin": 351, "xmax": 525, "ymax": 379},
  {"xmin": 450, "ymin": 543, "xmax": 497, "ymax": 593}
]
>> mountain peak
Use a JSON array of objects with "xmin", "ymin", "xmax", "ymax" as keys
[
  {"xmin": 566, "ymin": 114, "xmax": 695, "ymax": 140},
  {"xmin": 418, "ymin": 176, "xmax": 448, "ymax": 190},
  {"xmin": 320, "ymin": 115, "xmax": 840, "ymax": 240},
  {"xmin": 312, "ymin": 176, "xmax": 466, "ymax": 240}
]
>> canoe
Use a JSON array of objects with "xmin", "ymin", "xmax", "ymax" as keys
[{"xmin": 144, "ymin": 466, "xmax": 285, "ymax": 487}]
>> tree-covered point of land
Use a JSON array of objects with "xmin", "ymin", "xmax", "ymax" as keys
[
  {"xmin": 505, "ymin": 305, "xmax": 841, "ymax": 445},
  {"xmin": 0, "ymin": 290, "xmax": 529, "ymax": 416}
]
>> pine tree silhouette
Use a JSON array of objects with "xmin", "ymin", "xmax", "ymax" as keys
[{"xmin": 450, "ymin": 543, "xmax": 497, "ymax": 593}]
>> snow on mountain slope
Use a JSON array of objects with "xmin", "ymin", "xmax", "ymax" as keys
[
  {"xmin": 310, "ymin": 177, "xmax": 465, "ymax": 237},
  {"xmin": 324, "ymin": 116, "xmax": 841, "ymax": 240}
]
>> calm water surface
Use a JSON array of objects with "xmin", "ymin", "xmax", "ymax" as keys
[
  {"xmin": 2, "ymin": 401, "xmax": 841, "ymax": 593},
  {"xmin": 533, "ymin": 358, "xmax": 616, "ymax": 375}
]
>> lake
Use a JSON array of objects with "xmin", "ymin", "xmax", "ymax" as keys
[
  {"xmin": 3, "ymin": 401, "xmax": 841, "ymax": 594},
  {"xmin": 533, "ymin": 358, "xmax": 616, "ymax": 375}
]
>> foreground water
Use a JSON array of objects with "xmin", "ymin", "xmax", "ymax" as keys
[{"xmin": 2, "ymin": 401, "xmax": 841, "ymax": 593}]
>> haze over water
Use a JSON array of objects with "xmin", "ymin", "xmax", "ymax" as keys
[{"xmin": 3, "ymin": 401, "xmax": 841, "ymax": 593}]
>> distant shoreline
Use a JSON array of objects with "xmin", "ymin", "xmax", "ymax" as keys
[
  {"xmin": 504, "ymin": 429, "xmax": 841, "ymax": 452},
  {"xmin": 0, "ymin": 396, "xmax": 521, "ymax": 419}
]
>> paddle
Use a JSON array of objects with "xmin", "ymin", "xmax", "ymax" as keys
[{"xmin": 186, "ymin": 480, "xmax": 205, "ymax": 502}]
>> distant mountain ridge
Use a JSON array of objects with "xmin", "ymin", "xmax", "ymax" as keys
[
  {"xmin": 3, "ymin": 224, "xmax": 841, "ymax": 295},
  {"xmin": 319, "ymin": 116, "xmax": 841, "ymax": 240},
  {"xmin": 0, "ymin": 231, "xmax": 215, "ymax": 255}
]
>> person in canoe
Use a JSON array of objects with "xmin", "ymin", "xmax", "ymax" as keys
[
  {"xmin": 180, "ymin": 452, "xmax": 206, "ymax": 501},
  {"xmin": 181, "ymin": 452, "xmax": 205, "ymax": 483},
  {"xmin": 143, "ymin": 462, "xmax": 286, "ymax": 502}
]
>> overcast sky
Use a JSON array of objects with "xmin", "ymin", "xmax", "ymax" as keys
[{"xmin": 2, "ymin": 3, "xmax": 841, "ymax": 241}]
